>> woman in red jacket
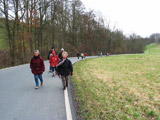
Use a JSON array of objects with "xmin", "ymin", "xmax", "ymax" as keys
[
  {"xmin": 50, "ymin": 51, "xmax": 59, "ymax": 77},
  {"xmin": 30, "ymin": 50, "xmax": 45, "ymax": 89}
]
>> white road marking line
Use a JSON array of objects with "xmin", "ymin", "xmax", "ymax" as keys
[{"xmin": 64, "ymin": 88, "xmax": 73, "ymax": 120}]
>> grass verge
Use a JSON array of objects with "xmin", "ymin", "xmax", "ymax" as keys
[{"xmin": 72, "ymin": 53, "xmax": 160, "ymax": 120}]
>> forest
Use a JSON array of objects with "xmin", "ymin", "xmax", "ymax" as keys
[{"xmin": 0, "ymin": 0, "xmax": 154, "ymax": 68}]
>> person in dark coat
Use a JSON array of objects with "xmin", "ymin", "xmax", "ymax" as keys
[
  {"xmin": 77, "ymin": 52, "xmax": 80, "ymax": 59},
  {"xmin": 56, "ymin": 51, "xmax": 73, "ymax": 90},
  {"xmin": 58, "ymin": 48, "xmax": 64, "ymax": 60},
  {"xmin": 30, "ymin": 50, "xmax": 45, "ymax": 89},
  {"xmin": 48, "ymin": 47, "xmax": 55, "ymax": 60},
  {"xmin": 48, "ymin": 47, "xmax": 56, "ymax": 72}
]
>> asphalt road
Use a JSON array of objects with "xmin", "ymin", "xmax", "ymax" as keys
[{"xmin": 0, "ymin": 56, "xmax": 96, "ymax": 120}]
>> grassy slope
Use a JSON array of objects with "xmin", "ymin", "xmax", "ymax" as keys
[
  {"xmin": 145, "ymin": 43, "xmax": 160, "ymax": 54},
  {"xmin": 72, "ymin": 44, "xmax": 160, "ymax": 120}
]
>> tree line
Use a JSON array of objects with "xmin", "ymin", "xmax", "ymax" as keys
[{"xmin": 0, "ymin": 0, "xmax": 146, "ymax": 67}]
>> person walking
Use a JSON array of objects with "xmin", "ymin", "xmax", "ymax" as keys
[
  {"xmin": 100, "ymin": 52, "xmax": 103, "ymax": 57},
  {"xmin": 77, "ymin": 52, "xmax": 80, "ymax": 59},
  {"xmin": 48, "ymin": 47, "xmax": 55, "ymax": 72},
  {"xmin": 56, "ymin": 51, "xmax": 73, "ymax": 90},
  {"xmin": 106, "ymin": 52, "xmax": 109, "ymax": 56},
  {"xmin": 81, "ymin": 53, "xmax": 84, "ymax": 60},
  {"xmin": 85, "ymin": 53, "xmax": 88, "ymax": 58},
  {"xmin": 30, "ymin": 50, "xmax": 45, "ymax": 89},
  {"xmin": 58, "ymin": 48, "xmax": 64, "ymax": 60},
  {"xmin": 98, "ymin": 53, "xmax": 100, "ymax": 57},
  {"xmin": 50, "ymin": 51, "xmax": 59, "ymax": 77}
]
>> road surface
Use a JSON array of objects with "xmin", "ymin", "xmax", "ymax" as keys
[{"xmin": 0, "ymin": 56, "xmax": 96, "ymax": 120}]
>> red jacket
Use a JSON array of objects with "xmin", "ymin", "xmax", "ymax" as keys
[
  {"xmin": 50, "ymin": 55, "xmax": 59, "ymax": 67},
  {"xmin": 30, "ymin": 56, "xmax": 45, "ymax": 75}
]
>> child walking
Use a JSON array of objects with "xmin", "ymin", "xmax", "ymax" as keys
[
  {"xmin": 50, "ymin": 51, "xmax": 59, "ymax": 77},
  {"xmin": 56, "ymin": 51, "xmax": 73, "ymax": 90}
]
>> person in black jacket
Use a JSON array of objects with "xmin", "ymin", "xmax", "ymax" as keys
[
  {"xmin": 77, "ymin": 52, "xmax": 80, "ymax": 59},
  {"xmin": 58, "ymin": 48, "xmax": 64, "ymax": 60},
  {"xmin": 48, "ymin": 47, "xmax": 55, "ymax": 60},
  {"xmin": 56, "ymin": 51, "xmax": 73, "ymax": 90}
]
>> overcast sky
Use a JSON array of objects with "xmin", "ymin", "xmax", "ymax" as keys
[{"xmin": 81, "ymin": 0, "xmax": 160, "ymax": 38}]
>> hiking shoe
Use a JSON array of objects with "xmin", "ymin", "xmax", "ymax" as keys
[
  {"xmin": 52, "ymin": 73, "xmax": 55, "ymax": 77},
  {"xmin": 66, "ymin": 82, "xmax": 68, "ymax": 87},
  {"xmin": 41, "ymin": 82, "xmax": 43, "ymax": 86},
  {"xmin": 35, "ymin": 86, "xmax": 39, "ymax": 89}
]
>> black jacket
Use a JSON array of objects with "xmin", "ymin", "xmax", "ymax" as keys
[
  {"xmin": 56, "ymin": 58, "xmax": 73, "ymax": 76},
  {"xmin": 77, "ymin": 53, "xmax": 80, "ymax": 57},
  {"xmin": 48, "ymin": 50, "xmax": 52, "ymax": 60},
  {"xmin": 58, "ymin": 51, "xmax": 63, "ymax": 60}
]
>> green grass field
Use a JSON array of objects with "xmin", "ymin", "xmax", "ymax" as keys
[
  {"xmin": 145, "ymin": 43, "xmax": 160, "ymax": 54},
  {"xmin": 72, "ymin": 44, "xmax": 160, "ymax": 120}
]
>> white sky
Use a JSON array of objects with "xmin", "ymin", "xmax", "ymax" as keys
[{"xmin": 81, "ymin": 0, "xmax": 160, "ymax": 38}]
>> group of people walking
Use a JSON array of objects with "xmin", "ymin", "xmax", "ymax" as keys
[
  {"xmin": 98, "ymin": 52, "xmax": 111, "ymax": 57},
  {"xmin": 77, "ymin": 52, "xmax": 88, "ymax": 60},
  {"xmin": 30, "ymin": 47, "xmax": 73, "ymax": 90}
]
